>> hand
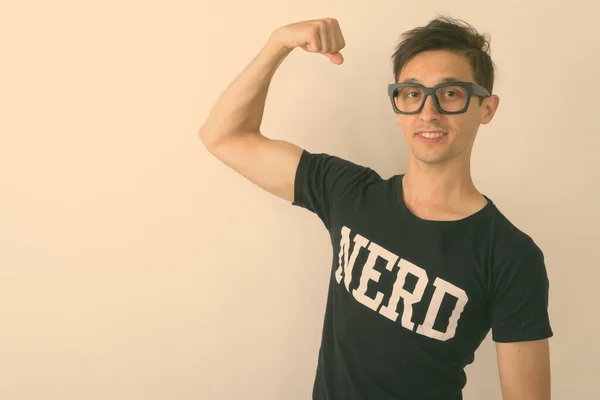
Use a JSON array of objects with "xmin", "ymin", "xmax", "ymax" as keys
[{"xmin": 272, "ymin": 18, "xmax": 346, "ymax": 65}]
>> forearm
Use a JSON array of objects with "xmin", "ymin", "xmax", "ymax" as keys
[{"xmin": 199, "ymin": 32, "xmax": 293, "ymax": 149}]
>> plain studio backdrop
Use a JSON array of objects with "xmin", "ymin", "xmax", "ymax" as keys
[{"xmin": 1, "ymin": 1, "xmax": 599, "ymax": 399}]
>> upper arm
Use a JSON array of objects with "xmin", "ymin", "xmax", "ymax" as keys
[
  {"xmin": 489, "ymin": 238, "xmax": 553, "ymax": 398},
  {"xmin": 489, "ymin": 238, "xmax": 553, "ymax": 343},
  {"xmin": 495, "ymin": 339, "xmax": 551, "ymax": 400},
  {"xmin": 202, "ymin": 131, "xmax": 303, "ymax": 202}
]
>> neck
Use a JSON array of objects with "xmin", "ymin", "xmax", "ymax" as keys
[{"xmin": 402, "ymin": 153, "xmax": 484, "ymax": 218}]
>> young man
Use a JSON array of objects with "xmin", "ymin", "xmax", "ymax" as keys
[{"xmin": 200, "ymin": 16, "xmax": 553, "ymax": 400}]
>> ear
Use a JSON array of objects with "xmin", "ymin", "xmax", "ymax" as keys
[{"xmin": 480, "ymin": 95, "xmax": 500, "ymax": 125}]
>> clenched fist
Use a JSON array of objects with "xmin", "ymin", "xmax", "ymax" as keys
[{"xmin": 272, "ymin": 18, "xmax": 346, "ymax": 65}]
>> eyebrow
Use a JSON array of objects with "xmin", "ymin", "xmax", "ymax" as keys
[{"xmin": 400, "ymin": 76, "xmax": 462, "ymax": 84}]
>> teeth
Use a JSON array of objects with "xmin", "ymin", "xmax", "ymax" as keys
[{"xmin": 420, "ymin": 132, "xmax": 444, "ymax": 138}]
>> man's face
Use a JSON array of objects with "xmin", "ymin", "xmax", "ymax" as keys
[{"xmin": 395, "ymin": 50, "xmax": 499, "ymax": 165}]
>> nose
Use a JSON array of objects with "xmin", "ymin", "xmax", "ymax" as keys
[{"xmin": 419, "ymin": 94, "xmax": 441, "ymax": 122}]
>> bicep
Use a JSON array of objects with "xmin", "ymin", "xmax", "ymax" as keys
[
  {"xmin": 206, "ymin": 132, "xmax": 303, "ymax": 202},
  {"xmin": 495, "ymin": 339, "xmax": 551, "ymax": 400}
]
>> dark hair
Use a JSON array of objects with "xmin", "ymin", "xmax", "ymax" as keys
[{"xmin": 391, "ymin": 15, "xmax": 496, "ymax": 104}]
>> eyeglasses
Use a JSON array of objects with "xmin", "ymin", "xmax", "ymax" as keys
[{"xmin": 387, "ymin": 81, "xmax": 491, "ymax": 115}]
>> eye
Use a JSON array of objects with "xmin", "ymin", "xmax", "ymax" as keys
[{"xmin": 437, "ymin": 86, "xmax": 466, "ymax": 99}]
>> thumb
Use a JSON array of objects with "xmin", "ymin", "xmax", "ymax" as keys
[{"xmin": 325, "ymin": 52, "xmax": 344, "ymax": 65}]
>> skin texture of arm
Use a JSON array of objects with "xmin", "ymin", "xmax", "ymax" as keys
[{"xmin": 495, "ymin": 339, "xmax": 551, "ymax": 400}]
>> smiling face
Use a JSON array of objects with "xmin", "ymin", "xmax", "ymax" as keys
[{"xmin": 395, "ymin": 49, "xmax": 499, "ymax": 166}]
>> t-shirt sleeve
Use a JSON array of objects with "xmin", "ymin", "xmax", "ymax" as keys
[
  {"xmin": 292, "ymin": 149, "xmax": 380, "ymax": 230},
  {"xmin": 489, "ymin": 236, "xmax": 554, "ymax": 342}
]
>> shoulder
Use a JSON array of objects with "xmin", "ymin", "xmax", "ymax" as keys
[
  {"xmin": 295, "ymin": 150, "xmax": 383, "ymax": 191},
  {"xmin": 484, "ymin": 203, "xmax": 545, "ymax": 272},
  {"xmin": 292, "ymin": 150, "xmax": 385, "ymax": 222}
]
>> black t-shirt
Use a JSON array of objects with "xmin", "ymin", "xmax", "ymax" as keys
[{"xmin": 292, "ymin": 150, "xmax": 553, "ymax": 400}]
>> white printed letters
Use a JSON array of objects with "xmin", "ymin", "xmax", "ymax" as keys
[{"xmin": 335, "ymin": 225, "xmax": 468, "ymax": 342}]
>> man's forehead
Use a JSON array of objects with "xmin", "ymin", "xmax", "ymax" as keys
[
  {"xmin": 399, "ymin": 76, "xmax": 465, "ymax": 84},
  {"xmin": 398, "ymin": 51, "xmax": 475, "ymax": 83}
]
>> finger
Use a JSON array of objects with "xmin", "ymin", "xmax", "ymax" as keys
[
  {"xmin": 335, "ymin": 31, "xmax": 345, "ymax": 52},
  {"xmin": 319, "ymin": 21, "xmax": 330, "ymax": 54},
  {"xmin": 308, "ymin": 24, "xmax": 322, "ymax": 52},
  {"xmin": 331, "ymin": 19, "xmax": 345, "ymax": 51},
  {"xmin": 327, "ymin": 20, "xmax": 339, "ymax": 52},
  {"xmin": 326, "ymin": 52, "xmax": 344, "ymax": 65}
]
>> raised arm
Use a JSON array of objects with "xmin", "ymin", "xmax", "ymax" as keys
[{"xmin": 199, "ymin": 18, "xmax": 346, "ymax": 202}]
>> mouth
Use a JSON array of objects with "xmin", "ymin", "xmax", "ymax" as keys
[{"xmin": 416, "ymin": 131, "xmax": 447, "ymax": 143}]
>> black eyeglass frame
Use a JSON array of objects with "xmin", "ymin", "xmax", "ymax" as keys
[{"xmin": 387, "ymin": 81, "xmax": 491, "ymax": 115}]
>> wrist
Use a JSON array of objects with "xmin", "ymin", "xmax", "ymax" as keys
[{"xmin": 267, "ymin": 29, "xmax": 294, "ymax": 55}]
